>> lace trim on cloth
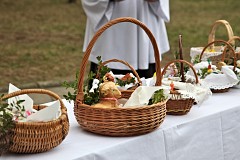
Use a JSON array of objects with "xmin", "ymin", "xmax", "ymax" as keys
[
  {"xmin": 162, "ymin": 78, "xmax": 212, "ymax": 105},
  {"xmin": 190, "ymin": 63, "xmax": 240, "ymax": 90}
]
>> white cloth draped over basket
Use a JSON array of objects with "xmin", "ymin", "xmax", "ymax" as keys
[
  {"xmin": 7, "ymin": 83, "xmax": 61, "ymax": 122},
  {"xmin": 161, "ymin": 78, "xmax": 212, "ymax": 105},
  {"xmin": 82, "ymin": 0, "xmax": 170, "ymax": 70},
  {"xmin": 140, "ymin": 76, "xmax": 212, "ymax": 105},
  {"xmin": 188, "ymin": 62, "xmax": 239, "ymax": 90}
]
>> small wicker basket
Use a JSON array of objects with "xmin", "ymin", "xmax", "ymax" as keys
[
  {"xmin": 190, "ymin": 20, "xmax": 234, "ymax": 63},
  {"xmin": 74, "ymin": 17, "xmax": 167, "ymax": 137},
  {"xmin": 199, "ymin": 40, "xmax": 236, "ymax": 93},
  {"xmin": 1, "ymin": 89, "xmax": 69, "ymax": 153},
  {"xmin": 161, "ymin": 59, "xmax": 199, "ymax": 115},
  {"xmin": 96, "ymin": 58, "xmax": 142, "ymax": 99}
]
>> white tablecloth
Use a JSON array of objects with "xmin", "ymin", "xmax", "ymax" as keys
[{"xmin": 2, "ymin": 88, "xmax": 240, "ymax": 160}]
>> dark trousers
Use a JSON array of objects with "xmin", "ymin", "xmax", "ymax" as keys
[{"xmin": 90, "ymin": 62, "xmax": 156, "ymax": 78}]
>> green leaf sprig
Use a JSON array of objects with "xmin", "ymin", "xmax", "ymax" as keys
[
  {"xmin": 148, "ymin": 89, "xmax": 167, "ymax": 105},
  {"xmin": 115, "ymin": 77, "xmax": 135, "ymax": 87},
  {"xmin": 62, "ymin": 56, "xmax": 111, "ymax": 105},
  {"xmin": 0, "ymin": 95, "xmax": 25, "ymax": 134}
]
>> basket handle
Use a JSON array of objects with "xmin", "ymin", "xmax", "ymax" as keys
[
  {"xmin": 1, "ymin": 89, "xmax": 66, "ymax": 114},
  {"xmin": 96, "ymin": 59, "xmax": 142, "ymax": 86},
  {"xmin": 76, "ymin": 17, "xmax": 162, "ymax": 103},
  {"xmin": 208, "ymin": 20, "xmax": 234, "ymax": 48},
  {"xmin": 160, "ymin": 59, "xmax": 199, "ymax": 84},
  {"xmin": 199, "ymin": 40, "xmax": 236, "ymax": 71}
]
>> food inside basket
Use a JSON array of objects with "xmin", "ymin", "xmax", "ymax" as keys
[{"xmin": 87, "ymin": 71, "xmax": 168, "ymax": 108}]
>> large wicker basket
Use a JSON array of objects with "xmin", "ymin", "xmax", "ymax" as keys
[
  {"xmin": 96, "ymin": 58, "xmax": 142, "ymax": 99},
  {"xmin": 161, "ymin": 59, "xmax": 199, "ymax": 115},
  {"xmin": 74, "ymin": 17, "xmax": 167, "ymax": 137},
  {"xmin": 190, "ymin": 20, "xmax": 234, "ymax": 63},
  {"xmin": 1, "ymin": 89, "xmax": 69, "ymax": 153},
  {"xmin": 199, "ymin": 40, "xmax": 236, "ymax": 93}
]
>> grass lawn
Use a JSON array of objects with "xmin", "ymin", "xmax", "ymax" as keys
[{"xmin": 0, "ymin": 0, "xmax": 240, "ymax": 88}]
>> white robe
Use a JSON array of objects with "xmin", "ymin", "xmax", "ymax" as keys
[{"xmin": 82, "ymin": 0, "xmax": 170, "ymax": 70}]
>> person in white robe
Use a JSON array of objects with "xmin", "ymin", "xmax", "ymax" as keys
[{"xmin": 81, "ymin": 0, "xmax": 170, "ymax": 78}]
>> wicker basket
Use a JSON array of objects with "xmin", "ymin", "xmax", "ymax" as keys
[
  {"xmin": 161, "ymin": 59, "xmax": 199, "ymax": 115},
  {"xmin": 74, "ymin": 17, "xmax": 166, "ymax": 137},
  {"xmin": 96, "ymin": 59, "xmax": 142, "ymax": 99},
  {"xmin": 199, "ymin": 40, "xmax": 236, "ymax": 93},
  {"xmin": 1, "ymin": 89, "xmax": 69, "ymax": 153},
  {"xmin": 0, "ymin": 131, "xmax": 12, "ymax": 155},
  {"xmin": 190, "ymin": 20, "xmax": 234, "ymax": 63}
]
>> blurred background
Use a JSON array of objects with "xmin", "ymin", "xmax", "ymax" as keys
[{"xmin": 0, "ymin": 0, "xmax": 240, "ymax": 102}]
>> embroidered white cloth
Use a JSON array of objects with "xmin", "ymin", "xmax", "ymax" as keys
[
  {"xmin": 190, "ymin": 62, "xmax": 239, "ymax": 90},
  {"xmin": 162, "ymin": 78, "xmax": 212, "ymax": 105}
]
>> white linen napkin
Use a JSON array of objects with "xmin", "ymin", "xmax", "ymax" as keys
[
  {"xmin": 123, "ymin": 86, "xmax": 170, "ymax": 107},
  {"xmin": 8, "ymin": 83, "xmax": 33, "ymax": 112},
  {"xmin": 26, "ymin": 100, "xmax": 61, "ymax": 122}
]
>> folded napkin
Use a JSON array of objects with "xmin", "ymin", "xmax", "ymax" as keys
[
  {"xmin": 123, "ymin": 86, "xmax": 170, "ymax": 107},
  {"xmin": 26, "ymin": 100, "xmax": 61, "ymax": 122},
  {"xmin": 8, "ymin": 83, "xmax": 34, "ymax": 113},
  {"xmin": 7, "ymin": 83, "xmax": 61, "ymax": 122}
]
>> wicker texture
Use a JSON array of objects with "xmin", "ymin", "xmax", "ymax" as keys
[
  {"xmin": 0, "ymin": 131, "xmax": 12, "ymax": 155},
  {"xmin": 208, "ymin": 20, "xmax": 234, "ymax": 47},
  {"xmin": 161, "ymin": 59, "xmax": 199, "ymax": 115},
  {"xmin": 96, "ymin": 59, "xmax": 142, "ymax": 99},
  {"xmin": 1, "ymin": 89, "xmax": 69, "ymax": 153},
  {"xmin": 74, "ymin": 17, "xmax": 166, "ymax": 137},
  {"xmin": 200, "ymin": 40, "xmax": 236, "ymax": 93}
]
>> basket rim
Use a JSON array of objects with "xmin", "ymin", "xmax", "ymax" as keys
[
  {"xmin": 1, "ymin": 89, "xmax": 69, "ymax": 125},
  {"xmin": 75, "ymin": 99, "xmax": 167, "ymax": 111}
]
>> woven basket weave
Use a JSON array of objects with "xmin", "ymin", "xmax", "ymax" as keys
[
  {"xmin": 161, "ymin": 59, "xmax": 199, "ymax": 115},
  {"xmin": 1, "ymin": 89, "xmax": 69, "ymax": 153},
  {"xmin": 199, "ymin": 40, "xmax": 236, "ymax": 93},
  {"xmin": 74, "ymin": 17, "xmax": 166, "ymax": 137},
  {"xmin": 191, "ymin": 20, "xmax": 234, "ymax": 62},
  {"xmin": 96, "ymin": 58, "xmax": 142, "ymax": 99}
]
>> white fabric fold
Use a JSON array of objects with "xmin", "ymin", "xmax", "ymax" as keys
[
  {"xmin": 192, "ymin": 62, "xmax": 239, "ymax": 90},
  {"xmin": 26, "ymin": 100, "xmax": 61, "ymax": 122},
  {"xmin": 123, "ymin": 86, "xmax": 169, "ymax": 107},
  {"xmin": 8, "ymin": 83, "xmax": 33, "ymax": 112},
  {"xmin": 162, "ymin": 79, "xmax": 212, "ymax": 105}
]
